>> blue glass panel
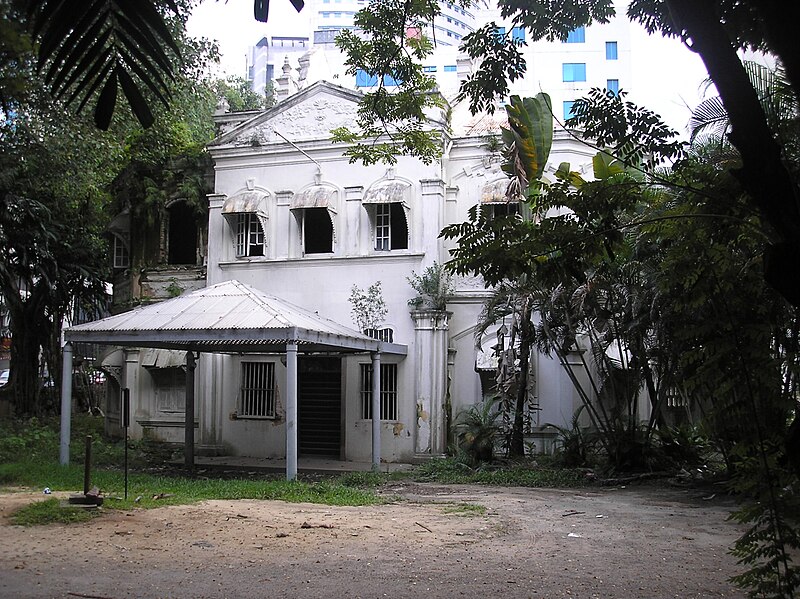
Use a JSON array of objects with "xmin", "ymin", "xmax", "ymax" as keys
[
  {"xmin": 606, "ymin": 41, "xmax": 618, "ymax": 60},
  {"xmin": 565, "ymin": 27, "xmax": 585, "ymax": 43},
  {"xmin": 563, "ymin": 100, "xmax": 576, "ymax": 121},
  {"xmin": 562, "ymin": 63, "xmax": 586, "ymax": 82}
]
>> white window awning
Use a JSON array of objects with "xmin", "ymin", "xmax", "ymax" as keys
[
  {"xmin": 222, "ymin": 191, "xmax": 269, "ymax": 216},
  {"xmin": 481, "ymin": 178, "xmax": 517, "ymax": 205},
  {"xmin": 290, "ymin": 186, "xmax": 337, "ymax": 212},
  {"xmin": 362, "ymin": 180, "xmax": 411, "ymax": 207}
]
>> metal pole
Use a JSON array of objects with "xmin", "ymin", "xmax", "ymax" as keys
[
  {"xmin": 83, "ymin": 435, "xmax": 92, "ymax": 495},
  {"xmin": 122, "ymin": 388, "xmax": 130, "ymax": 500},
  {"xmin": 59, "ymin": 342, "xmax": 74, "ymax": 465},
  {"xmin": 185, "ymin": 352, "xmax": 196, "ymax": 470},
  {"xmin": 371, "ymin": 352, "xmax": 381, "ymax": 471},
  {"xmin": 286, "ymin": 341, "xmax": 298, "ymax": 481}
]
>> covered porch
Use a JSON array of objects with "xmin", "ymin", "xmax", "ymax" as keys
[{"xmin": 60, "ymin": 280, "xmax": 407, "ymax": 479}]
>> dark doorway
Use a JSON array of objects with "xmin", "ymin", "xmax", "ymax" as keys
[
  {"xmin": 298, "ymin": 356, "xmax": 342, "ymax": 457},
  {"xmin": 167, "ymin": 202, "xmax": 198, "ymax": 264}
]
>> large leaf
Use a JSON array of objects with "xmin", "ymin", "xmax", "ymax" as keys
[
  {"xmin": 501, "ymin": 93, "xmax": 553, "ymax": 199},
  {"xmin": 28, "ymin": 0, "xmax": 180, "ymax": 129}
]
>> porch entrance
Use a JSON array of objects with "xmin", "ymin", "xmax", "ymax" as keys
[{"xmin": 298, "ymin": 356, "xmax": 342, "ymax": 457}]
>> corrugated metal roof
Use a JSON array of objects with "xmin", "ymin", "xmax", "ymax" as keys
[{"xmin": 66, "ymin": 280, "xmax": 406, "ymax": 355}]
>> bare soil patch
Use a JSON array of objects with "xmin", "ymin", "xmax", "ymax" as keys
[{"xmin": 0, "ymin": 483, "xmax": 745, "ymax": 598}]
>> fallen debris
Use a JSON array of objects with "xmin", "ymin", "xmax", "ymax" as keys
[{"xmin": 415, "ymin": 522, "xmax": 433, "ymax": 533}]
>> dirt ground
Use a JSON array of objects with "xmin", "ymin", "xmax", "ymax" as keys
[{"xmin": 0, "ymin": 482, "xmax": 746, "ymax": 599}]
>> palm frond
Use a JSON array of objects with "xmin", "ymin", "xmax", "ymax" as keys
[{"xmin": 28, "ymin": 0, "xmax": 181, "ymax": 129}]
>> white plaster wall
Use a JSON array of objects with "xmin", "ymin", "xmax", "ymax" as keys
[{"xmin": 200, "ymin": 82, "xmax": 610, "ymax": 460}]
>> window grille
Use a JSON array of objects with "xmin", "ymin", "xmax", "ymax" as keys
[
  {"xmin": 239, "ymin": 362, "xmax": 276, "ymax": 418},
  {"xmin": 360, "ymin": 363, "xmax": 398, "ymax": 420},
  {"xmin": 363, "ymin": 327, "xmax": 394, "ymax": 343}
]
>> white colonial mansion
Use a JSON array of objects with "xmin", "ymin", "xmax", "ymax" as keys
[{"xmin": 71, "ymin": 80, "xmax": 610, "ymax": 467}]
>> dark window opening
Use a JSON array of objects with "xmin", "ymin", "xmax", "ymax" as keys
[
  {"xmin": 490, "ymin": 203, "xmax": 520, "ymax": 218},
  {"xmin": 167, "ymin": 202, "xmax": 198, "ymax": 265},
  {"xmin": 303, "ymin": 208, "xmax": 333, "ymax": 254}
]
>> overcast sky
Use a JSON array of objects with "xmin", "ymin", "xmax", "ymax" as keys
[{"xmin": 186, "ymin": 0, "xmax": 711, "ymax": 135}]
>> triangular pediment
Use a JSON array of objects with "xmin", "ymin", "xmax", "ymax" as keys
[{"xmin": 211, "ymin": 81, "xmax": 363, "ymax": 148}]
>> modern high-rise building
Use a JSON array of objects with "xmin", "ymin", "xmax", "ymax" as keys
[{"xmin": 245, "ymin": 0, "xmax": 632, "ymax": 131}]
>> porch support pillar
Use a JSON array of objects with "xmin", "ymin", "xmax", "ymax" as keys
[
  {"xmin": 184, "ymin": 351, "xmax": 196, "ymax": 470},
  {"xmin": 286, "ymin": 340, "xmax": 298, "ymax": 481},
  {"xmin": 371, "ymin": 351, "xmax": 381, "ymax": 471},
  {"xmin": 59, "ymin": 342, "xmax": 74, "ymax": 465}
]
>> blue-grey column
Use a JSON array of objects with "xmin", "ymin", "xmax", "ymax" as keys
[
  {"xmin": 185, "ymin": 351, "xmax": 196, "ymax": 470},
  {"xmin": 371, "ymin": 351, "xmax": 381, "ymax": 471},
  {"xmin": 59, "ymin": 342, "xmax": 74, "ymax": 465},
  {"xmin": 286, "ymin": 341, "xmax": 298, "ymax": 481}
]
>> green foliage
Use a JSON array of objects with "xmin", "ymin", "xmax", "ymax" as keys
[
  {"xmin": 412, "ymin": 456, "xmax": 587, "ymax": 487},
  {"xmin": 501, "ymin": 93, "xmax": 553, "ymax": 204},
  {"xmin": 407, "ymin": 262, "xmax": 453, "ymax": 310},
  {"xmin": 455, "ymin": 399, "xmax": 502, "ymax": 464},
  {"xmin": 27, "ymin": 0, "xmax": 183, "ymax": 129},
  {"xmin": 546, "ymin": 406, "xmax": 596, "ymax": 468},
  {"xmin": 0, "ymin": 464, "xmax": 384, "ymax": 510},
  {"xmin": 442, "ymin": 502, "xmax": 487, "ymax": 517},
  {"xmin": 11, "ymin": 498, "xmax": 99, "ymax": 526},
  {"xmin": 214, "ymin": 76, "xmax": 275, "ymax": 112},
  {"xmin": 728, "ymin": 439, "xmax": 800, "ymax": 598},
  {"xmin": 458, "ymin": 22, "xmax": 527, "ymax": 115},
  {"xmin": 349, "ymin": 281, "xmax": 388, "ymax": 333},
  {"xmin": 567, "ymin": 88, "xmax": 685, "ymax": 169},
  {"xmin": 0, "ymin": 415, "xmax": 125, "ymax": 466},
  {"xmin": 333, "ymin": 0, "xmax": 446, "ymax": 165}
]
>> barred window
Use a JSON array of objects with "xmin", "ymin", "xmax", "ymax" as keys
[
  {"xmin": 360, "ymin": 363, "xmax": 398, "ymax": 420},
  {"xmin": 239, "ymin": 362, "xmax": 276, "ymax": 418},
  {"xmin": 363, "ymin": 327, "xmax": 394, "ymax": 343}
]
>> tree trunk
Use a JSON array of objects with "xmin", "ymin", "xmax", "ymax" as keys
[
  {"xmin": 510, "ymin": 303, "xmax": 533, "ymax": 457},
  {"xmin": 665, "ymin": 0, "xmax": 800, "ymax": 307}
]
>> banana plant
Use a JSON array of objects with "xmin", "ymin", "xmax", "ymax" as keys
[{"xmin": 500, "ymin": 93, "xmax": 553, "ymax": 211}]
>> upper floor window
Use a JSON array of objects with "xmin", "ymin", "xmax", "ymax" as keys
[
  {"xmin": 112, "ymin": 234, "xmax": 129, "ymax": 269},
  {"xmin": 512, "ymin": 27, "xmax": 525, "ymax": 43},
  {"xmin": 565, "ymin": 26, "xmax": 585, "ymax": 43},
  {"xmin": 374, "ymin": 203, "xmax": 408, "ymax": 251},
  {"xmin": 222, "ymin": 191, "xmax": 268, "ymax": 259},
  {"xmin": 488, "ymin": 202, "xmax": 520, "ymax": 219},
  {"xmin": 562, "ymin": 63, "xmax": 586, "ymax": 82},
  {"xmin": 606, "ymin": 41, "xmax": 618, "ymax": 60},
  {"xmin": 302, "ymin": 208, "xmax": 334, "ymax": 254},
  {"xmin": 234, "ymin": 213, "xmax": 265, "ymax": 257},
  {"xmin": 443, "ymin": 65, "xmax": 457, "ymax": 72},
  {"xmin": 607, "ymin": 79, "xmax": 619, "ymax": 96}
]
